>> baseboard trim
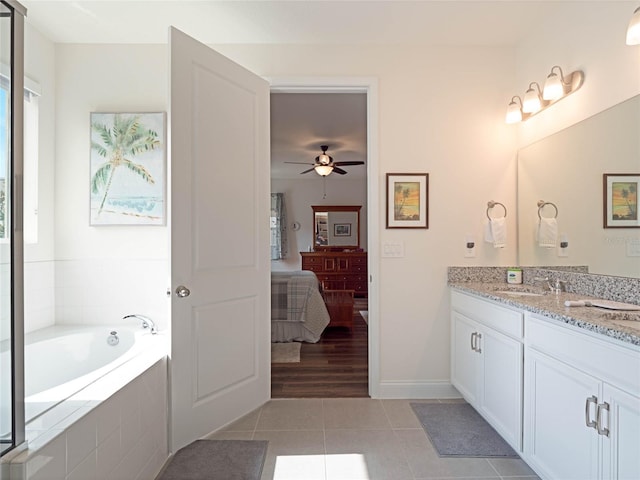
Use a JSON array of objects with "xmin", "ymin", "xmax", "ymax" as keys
[{"xmin": 374, "ymin": 381, "xmax": 461, "ymax": 399}]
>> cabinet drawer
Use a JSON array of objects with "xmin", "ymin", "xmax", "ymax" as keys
[
  {"xmin": 303, "ymin": 264, "xmax": 322, "ymax": 273},
  {"xmin": 451, "ymin": 290, "xmax": 523, "ymax": 339},
  {"xmin": 351, "ymin": 256, "xmax": 367, "ymax": 265},
  {"xmin": 526, "ymin": 314, "xmax": 640, "ymax": 394},
  {"xmin": 302, "ymin": 256, "xmax": 322, "ymax": 265}
]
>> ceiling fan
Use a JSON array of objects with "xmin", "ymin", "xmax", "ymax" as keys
[{"xmin": 285, "ymin": 145, "xmax": 365, "ymax": 176}]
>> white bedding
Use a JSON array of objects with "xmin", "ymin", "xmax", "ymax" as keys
[{"xmin": 271, "ymin": 271, "xmax": 330, "ymax": 343}]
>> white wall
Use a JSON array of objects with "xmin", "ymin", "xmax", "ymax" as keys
[
  {"xmin": 53, "ymin": 44, "xmax": 169, "ymax": 329},
  {"xmin": 271, "ymin": 177, "xmax": 368, "ymax": 271},
  {"xmin": 22, "ymin": 23, "xmax": 56, "ymax": 333}
]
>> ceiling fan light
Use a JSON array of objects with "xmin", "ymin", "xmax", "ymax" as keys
[
  {"xmin": 318, "ymin": 153, "xmax": 331, "ymax": 165},
  {"xmin": 627, "ymin": 6, "xmax": 640, "ymax": 45},
  {"xmin": 315, "ymin": 165, "xmax": 334, "ymax": 176}
]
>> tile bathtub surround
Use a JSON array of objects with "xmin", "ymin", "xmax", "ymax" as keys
[
  {"xmin": 4, "ymin": 355, "xmax": 168, "ymax": 480},
  {"xmin": 207, "ymin": 398, "xmax": 540, "ymax": 480}
]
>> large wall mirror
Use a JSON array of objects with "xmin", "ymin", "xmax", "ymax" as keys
[
  {"xmin": 517, "ymin": 95, "xmax": 640, "ymax": 278},
  {"xmin": 313, "ymin": 205, "xmax": 361, "ymax": 250}
]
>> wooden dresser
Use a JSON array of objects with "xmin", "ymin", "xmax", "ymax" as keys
[{"xmin": 300, "ymin": 251, "xmax": 368, "ymax": 297}]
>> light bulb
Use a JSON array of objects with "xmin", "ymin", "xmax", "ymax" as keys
[
  {"xmin": 522, "ymin": 84, "xmax": 542, "ymax": 113},
  {"xmin": 543, "ymin": 72, "xmax": 564, "ymax": 101},
  {"xmin": 627, "ymin": 7, "xmax": 640, "ymax": 45},
  {"xmin": 505, "ymin": 98, "xmax": 523, "ymax": 124}
]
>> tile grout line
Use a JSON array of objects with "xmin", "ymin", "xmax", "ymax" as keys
[
  {"xmin": 322, "ymin": 398, "xmax": 328, "ymax": 480},
  {"xmin": 381, "ymin": 399, "xmax": 419, "ymax": 480}
]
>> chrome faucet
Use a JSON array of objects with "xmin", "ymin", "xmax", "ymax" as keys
[{"xmin": 123, "ymin": 314, "xmax": 158, "ymax": 334}]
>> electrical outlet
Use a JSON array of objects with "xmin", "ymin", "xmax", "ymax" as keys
[
  {"xmin": 558, "ymin": 234, "xmax": 569, "ymax": 257},
  {"xmin": 464, "ymin": 235, "xmax": 476, "ymax": 258}
]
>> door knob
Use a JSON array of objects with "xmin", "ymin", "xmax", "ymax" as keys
[{"xmin": 175, "ymin": 285, "xmax": 191, "ymax": 298}]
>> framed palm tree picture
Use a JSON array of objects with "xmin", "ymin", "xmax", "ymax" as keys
[{"xmin": 90, "ymin": 112, "xmax": 166, "ymax": 225}]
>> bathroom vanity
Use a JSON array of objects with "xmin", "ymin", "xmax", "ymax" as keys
[{"xmin": 450, "ymin": 283, "xmax": 640, "ymax": 480}]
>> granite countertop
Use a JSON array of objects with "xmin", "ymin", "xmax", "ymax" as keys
[{"xmin": 449, "ymin": 282, "xmax": 640, "ymax": 348}]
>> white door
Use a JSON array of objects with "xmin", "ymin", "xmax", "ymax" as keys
[{"xmin": 169, "ymin": 27, "xmax": 270, "ymax": 452}]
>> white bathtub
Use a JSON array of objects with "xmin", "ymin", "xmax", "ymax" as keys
[
  {"xmin": 23, "ymin": 324, "xmax": 160, "ymax": 423},
  {"xmin": 2, "ymin": 324, "xmax": 168, "ymax": 480}
]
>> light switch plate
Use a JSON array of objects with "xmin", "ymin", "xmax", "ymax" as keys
[
  {"xmin": 382, "ymin": 241, "xmax": 405, "ymax": 258},
  {"xmin": 627, "ymin": 239, "xmax": 640, "ymax": 257}
]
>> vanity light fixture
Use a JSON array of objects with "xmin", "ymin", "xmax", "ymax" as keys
[
  {"xmin": 505, "ymin": 66, "xmax": 584, "ymax": 124},
  {"xmin": 522, "ymin": 82, "xmax": 545, "ymax": 113},
  {"xmin": 543, "ymin": 66, "xmax": 585, "ymax": 101},
  {"xmin": 627, "ymin": 6, "xmax": 640, "ymax": 45}
]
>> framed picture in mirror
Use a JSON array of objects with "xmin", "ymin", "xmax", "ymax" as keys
[{"xmin": 603, "ymin": 173, "xmax": 639, "ymax": 228}]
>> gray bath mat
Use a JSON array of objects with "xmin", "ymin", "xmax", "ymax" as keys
[
  {"xmin": 157, "ymin": 439, "xmax": 268, "ymax": 480},
  {"xmin": 410, "ymin": 402, "xmax": 518, "ymax": 458}
]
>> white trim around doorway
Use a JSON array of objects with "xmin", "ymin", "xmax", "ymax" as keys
[{"xmin": 269, "ymin": 76, "xmax": 380, "ymax": 398}]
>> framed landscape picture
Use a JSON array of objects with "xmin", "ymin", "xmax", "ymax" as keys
[
  {"xmin": 603, "ymin": 173, "xmax": 639, "ymax": 228},
  {"xmin": 90, "ymin": 112, "xmax": 166, "ymax": 226},
  {"xmin": 334, "ymin": 223, "xmax": 351, "ymax": 236},
  {"xmin": 386, "ymin": 173, "xmax": 429, "ymax": 228}
]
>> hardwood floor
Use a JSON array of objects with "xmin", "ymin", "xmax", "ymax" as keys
[{"xmin": 271, "ymin": 298, "xmax": 369, "ymax": 398}]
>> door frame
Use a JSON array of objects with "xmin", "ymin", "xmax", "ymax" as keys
[{"xmin": 269, "ymin": 77, "xmax": 380, "ymax": 397}]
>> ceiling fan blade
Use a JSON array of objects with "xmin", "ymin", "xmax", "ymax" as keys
[
  {"xmin": 300, "ymin": 167, "xmax": 316, "ymax": 174},
  {"xmin": 333, "ymin": 161, "xmax": 365, "ymax": 166},
  {"xmin": 332, "ymin": 167, "xmax": 348, "ymax": 175},
  {"xmin": 285, "ymin": 161, "xmax": 315, "ymax": 165}
]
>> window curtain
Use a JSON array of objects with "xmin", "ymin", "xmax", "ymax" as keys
[{"xmin": 270, "ymin": 193, "xmax": 288, "ymax": 260}]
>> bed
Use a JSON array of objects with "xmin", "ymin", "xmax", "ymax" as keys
[{"xmin": 271, "ymin": 270, "xmax": 330, "ymax": 343}]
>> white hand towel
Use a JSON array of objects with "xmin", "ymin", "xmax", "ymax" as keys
[
  {"xmin": 537, "ymin": 217, "xmax": 558, "ymax": 248},
  {"xmin": 485, "ymin": 217, "xmax": 507, "ymax": 248}
]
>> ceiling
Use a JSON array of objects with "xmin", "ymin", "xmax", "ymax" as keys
[
  {"xmin": 271, "ymin": 93, "xmax": 367, "ymax": 180},
  {"xmin": 23, "ymin": 1, "xmax": 568, "ymax": 47}
]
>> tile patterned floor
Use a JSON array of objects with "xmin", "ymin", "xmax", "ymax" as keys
[{"xmin": 205, "ymin": 398, "xmax": 541, "ymax": 480}]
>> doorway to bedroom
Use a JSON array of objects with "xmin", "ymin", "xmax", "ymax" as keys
[{"xmin": 269, "ymin": 87, "xmax": 371, "ymax": 398}]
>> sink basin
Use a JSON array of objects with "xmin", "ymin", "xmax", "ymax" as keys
[
  {"xmin": 492, "ymin": 285, "xmax": 547, "ymax": 297},
  {"xmin": 495, "ymin": 290, "xmax": 545, "ymax": 297},
  {"xmin": 601, "ymin": 311, "xmax": 640, "ymax": 322}
]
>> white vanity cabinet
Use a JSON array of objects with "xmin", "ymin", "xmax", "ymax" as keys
[
  {"xmin": 450, "ymin": 290, "xmax": 524, "ymax": 451},
  {"xmin": 524, "ymin": 314, "xmax": 640, "ymax": 480}
]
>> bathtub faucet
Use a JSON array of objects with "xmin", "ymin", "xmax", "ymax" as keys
[{"xmin": 123, "ymin": 314, "xmax": 158, "ymax": 334}]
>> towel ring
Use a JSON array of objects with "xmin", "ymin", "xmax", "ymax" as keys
[
  {"xmin": 486, "ymin": 201, "xmax": 507, "ymax": 220},
  {"xmin": 537, "ymin": 200, "xmax": 558, "ymax": 219}
]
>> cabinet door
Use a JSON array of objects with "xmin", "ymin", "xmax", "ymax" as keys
[
  {"xmin": 602, "ymin": 384, "xmax": 640, "ymax": 480},
  {"xmin": 481, "ymin": 327, "xmax": 523, "ymax": 450},
  {"xmin": 524, "ymin": 348, "xmax": 600, "ymax": 480},
  {"xmin": 451, "ymin": 311, "xmax": 480, "ymax": 404}
]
